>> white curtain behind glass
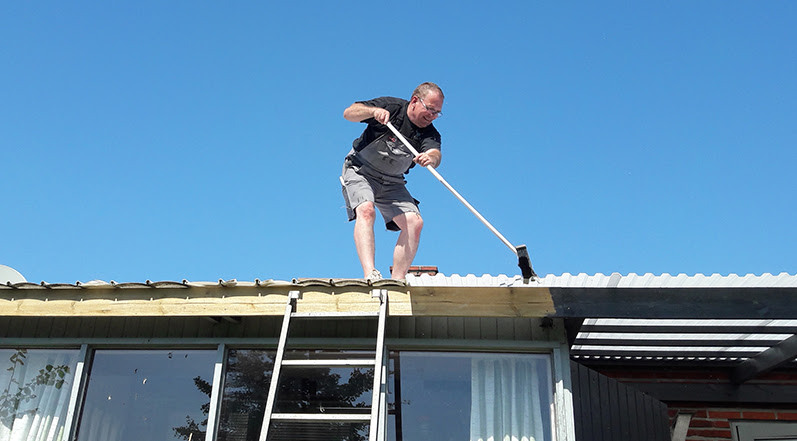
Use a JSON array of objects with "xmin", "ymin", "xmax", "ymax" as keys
[
  {"xmin": 0, "ymin": 350, "xmax": 78, "ymax": 441},
  {"xmin": 75, "ymin": 406, "xmax": 123, "ymax": 441},
  {"xmin": 470, "ymin": 354, "xmax": 549, "ymax": 441}
]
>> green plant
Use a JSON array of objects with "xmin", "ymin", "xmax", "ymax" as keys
[{"xmin": 0, "ymin": 349, "xmax": 70, "ymax": 420}]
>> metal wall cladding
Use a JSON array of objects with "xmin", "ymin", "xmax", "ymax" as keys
[{"xmin": 0, "ymin": 315, "xmax": 560, "ymax": 343}]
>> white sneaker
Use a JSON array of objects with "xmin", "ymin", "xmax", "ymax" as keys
[{"xmin": 366, "ymin": 269, "xmax": 383, "ymax": 282}]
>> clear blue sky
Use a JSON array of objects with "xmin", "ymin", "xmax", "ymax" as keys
[{"xmin": 3, "ymin": 2, "xmax": 795, "ymax": 283}]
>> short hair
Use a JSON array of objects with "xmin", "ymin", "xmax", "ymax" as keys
[{"xmin": 412, "ymin": 82, "xmax": 444, "ymax": 100}]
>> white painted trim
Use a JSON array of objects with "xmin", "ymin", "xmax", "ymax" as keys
[
  {"xmin": 553, "ymin": 344, "xmax": 577, "ymax": 441},
  {"xmin": 204, "ymin": 344, "xmax": 226, "ymax": 441},
  {"xmin": 62, "ymin": 344, "xmax": 90, "ymax": 441},
  {"xmin": 671, "ymin": 413, "xmax": 693, "ymax": 441}
]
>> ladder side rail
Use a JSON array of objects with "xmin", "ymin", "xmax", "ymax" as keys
[
  {"xmin": 369, "ymin": 289, "xmax": 388, "ymax": 441},
  {"xmin": 377, "ymin": 348, "xmax": 388, "ymax": 441},
  {"xmin": 258, "ymin": 291, "xmax": 299, "ymax": 441}
]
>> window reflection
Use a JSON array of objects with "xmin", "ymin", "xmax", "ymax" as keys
[
  {"xmin": 217, "ymin": 349, "xmax": 373, "ymax": 441},
  {"xmin": 215, "ymin": 349, "xmax": 273, "ymax": 441},
  {"xmin": 0, "ymin": 348, "xmax": 80, "ymax": 441},
  {"xmin": 217, "ymin": 350, "xmax": 553, "ymax": 441},
  {"xmin": 391, "ymin": 352, "xmax": 554, "ymax": 441},
  {"xmin": 75, "ymin": 349, "xmax": 215, "ymax": 441},
  {"xmin": 70, "ymin": 348, "xmax": 554, "ymax": 441}
]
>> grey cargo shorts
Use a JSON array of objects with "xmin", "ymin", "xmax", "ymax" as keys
[{"xmin": 340, "ymin": 161, "xmax": 420, "ymax": 232}]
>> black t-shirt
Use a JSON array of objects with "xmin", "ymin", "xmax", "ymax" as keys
[{"xmin": 350, "ymin": 97, "xmax": 441, "ymax": 178}]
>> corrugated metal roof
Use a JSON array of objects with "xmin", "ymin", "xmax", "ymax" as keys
[{"xmin": 406, "ymin": 272, "xmax": 797, "ymax": 288}]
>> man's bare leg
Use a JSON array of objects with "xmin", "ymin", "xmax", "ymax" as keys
[
  {"xmin": 390, "ymin": 212, "xmax": 424, "ymax": 279},
  {"xmin": 354, "ymin": 202, "xmax": 377, "ymax": 278}
]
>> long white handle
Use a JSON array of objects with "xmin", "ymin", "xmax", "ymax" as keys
[{"xmin": 385, "ymin": 122, "xmax": 518, "ymax": 254}]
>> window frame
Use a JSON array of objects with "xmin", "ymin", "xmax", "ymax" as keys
[{"xmin": 0, "ymin": 337, "xmax": 573, "ymax": 441}]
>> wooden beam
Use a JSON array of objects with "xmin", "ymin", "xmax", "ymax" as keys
[
  {"xmin": 564, "ymin": 318, "xmax": 584, "ymax": 347},
  {"xmin": 573, "ymin": 337, "xmax": 785, "ymax": 347},
  {"xmin": 731, "ymin": 334, "xmax": 797, "ymax": 384},
  {"xmin": 572, "ymin": 348, "xmax": 762, "ymax": 358},
  {"xmin": 577, "ymin": 324, "xmax": 797, "ymax": 334},
  {"xmin": 549, "ymin": 287, "xmax": 797, "ymax": 319},
  {"xmin": 5, "ymin": 284, "xmax": 797, "ymax": 320},
  {"xmin": 406, "ymin": 286, "xmax": 554, "ymax": 317},
  {"xmin": 0, "ymin": 286, "xmax": 555, "ymax": 318},
  {"xmin": 627, "ymin": 381, "xmax": 797, "ymax": 404}
]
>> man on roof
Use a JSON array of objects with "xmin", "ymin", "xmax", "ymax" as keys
[{"xmin": 341, "ymin": 82, "xmax": 444, "ymax": 281}]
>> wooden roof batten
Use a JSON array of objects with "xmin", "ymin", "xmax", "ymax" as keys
[{"xmin": 0, "ymin": 282, "xmax": 557, "ymax": 318}]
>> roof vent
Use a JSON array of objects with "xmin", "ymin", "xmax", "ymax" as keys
[{"xmin": 0, "ymin": 265, "xmax": 27, "ymax": 284}]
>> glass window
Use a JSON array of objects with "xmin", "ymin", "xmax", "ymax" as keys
[
  {"xmin": 75, "ymin": 349, "xmax": 216, "ymax": 441},
  {"xmin": 391, "ymin": 352, "xmax": 554, "ymax": 441},
  {"xmin": 0, "ymin": 348, "xmax": 80, "ymax": 441},
  {"xmin": 732, "ymin": 421, "xmax": 797, "ymax": 440},
  {"xmin": 217, "ymin": 349, "xmax": 373, "ymax": 441},
  {"xmin": 215, "ymin": 349, "xmax": 273, "ymax": 441}
]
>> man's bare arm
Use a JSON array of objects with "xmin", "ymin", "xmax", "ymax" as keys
[{"xmin": 343, "ymin": 102, "xmax": 390, "ymax": 124}]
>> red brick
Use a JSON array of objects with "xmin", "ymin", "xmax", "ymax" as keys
[
  {"xmin": 777, "ymin": 411, "xmax": 797, "ymax": 421},
  {"xmin": 689, "ymin": 419, "xmax": 731, "ymax": 429},
  {"xmin": 687, "ymin": 428, "xmax": 733, "ymax": 439},
  {"xmin": 742, "ymin": 411, "xmax": 776, "ymax": 420},
  {"xmin": 712, "ymin": 420, "xmax": 731, "ymax": 428},
  {"xmin": 708, "ymin": 410, "xmax": 741, "ymax": 419}
]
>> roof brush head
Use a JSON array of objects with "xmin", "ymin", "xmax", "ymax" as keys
[{"xmin": 515, "ymin": 245, "xmax": 537, "ymax": 282}]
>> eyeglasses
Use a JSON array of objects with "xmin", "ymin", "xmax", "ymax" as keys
[{"xmin": 418, "ymin": 97, "xmax": 443, "ymax": 117}]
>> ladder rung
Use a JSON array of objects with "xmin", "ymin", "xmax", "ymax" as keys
[
  {"xmin": 290, "ymin": 311, "xmax": 380, "ymax": 318},
  {"xmin": 271, "ymin": 413, "xmax": 371, "ymax": 422},
  {"xmin": 282, "ymin": 359, "xmax": 376, "ymax": 367}
]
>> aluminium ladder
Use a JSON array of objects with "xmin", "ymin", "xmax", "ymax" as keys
[{"xmin": 258, "ymin": 289, "xmax": 389, "ymax": 441}]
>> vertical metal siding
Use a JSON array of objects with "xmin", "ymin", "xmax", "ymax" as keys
[
  {"xmin": 570, "ymin": 362, "xmax": 670, "ymax": 441},
  {"xmin": 0, "ymin": 316, "xmax": 559, "ymax": 342}
]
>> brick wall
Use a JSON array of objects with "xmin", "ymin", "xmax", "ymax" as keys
[{"xmin": 667, "ymin": 406, "xmax": 797, "ymax": 441}]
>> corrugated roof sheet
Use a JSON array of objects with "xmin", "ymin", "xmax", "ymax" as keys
[{"xmin": 406, "ymin": 272, "xmax": 797, "ymax": 287}]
